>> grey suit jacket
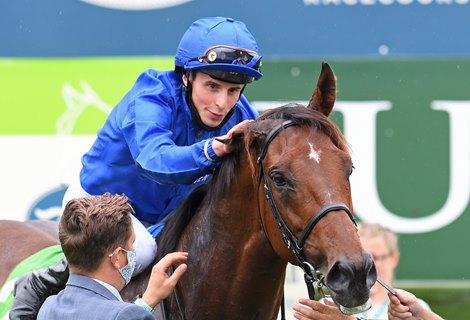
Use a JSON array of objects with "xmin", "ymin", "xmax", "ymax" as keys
[{"xmin": 37, "ymin": 273, "xmax": 154, "ymax": 320}]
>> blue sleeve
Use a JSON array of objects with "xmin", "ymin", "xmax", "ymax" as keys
[{"xmin": 120, "ymin": 95, "xmax": 214, "ymax": 185}]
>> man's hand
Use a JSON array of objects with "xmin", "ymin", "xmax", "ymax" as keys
[
  {"xmin": 141, "ymin": 252, "xmax": 188, "ymax": 308},
  {"xmin": 293, "ymin": 298, "xmax": 356, "ymax": 320}
]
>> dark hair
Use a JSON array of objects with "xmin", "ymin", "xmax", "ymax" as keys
[{"xmin": 59, "ymin": 193, "xmax": 134, "ymax": 272}]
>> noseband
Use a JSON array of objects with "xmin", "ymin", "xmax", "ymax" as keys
[{"xmin": 257, "ymin": 120, "xmax": 357, "ymax": 302}]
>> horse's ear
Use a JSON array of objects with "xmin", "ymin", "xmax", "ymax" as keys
[{"xmin": 307, "ymin": 61, "xmax": 337, "ymax": 117}]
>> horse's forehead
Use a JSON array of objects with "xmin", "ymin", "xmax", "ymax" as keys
[
  {"xmin": 269, "ymin": 128, "xmax": 348, "ymax": 167},
  {"xmin": 284, "ymin": 126, "xmax": 337, "ymax": 149},
  {"xmin": 249, "ymin": 122, "xmax": 348, "ymax": 168}
]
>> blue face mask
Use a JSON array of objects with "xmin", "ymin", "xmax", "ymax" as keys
[{"xmin": 117, "ymin": 248, "xmax": 136, "ymax": 285}]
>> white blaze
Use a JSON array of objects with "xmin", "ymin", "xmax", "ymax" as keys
[{"xmin": 308, "ymin": 142, "xmax": 321, "ymax": 163}]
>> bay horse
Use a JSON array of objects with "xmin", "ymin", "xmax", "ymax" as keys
[{"xmin": 0, "ymin": 62, "xmax": 376, "ymax": 319}]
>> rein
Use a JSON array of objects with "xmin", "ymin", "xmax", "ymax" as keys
[{"xmin": 257, "ymin": 120, "xmax": 357, "ymax": 317}]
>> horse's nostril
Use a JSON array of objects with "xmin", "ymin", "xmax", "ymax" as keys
[
  {"xmin": 326, "ymin": 255, "xmax": 377, "ymax": 308},
  {"xmin": 366, "ymin": 255, "xmax": 378, "ymax": 288},
  {"xmin": 326, "ymin": 261, "xmax": 353, "ymax": 293}
]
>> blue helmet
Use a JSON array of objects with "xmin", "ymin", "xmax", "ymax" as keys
[{"xmin": 175, "ymin": 17, "xmax": 263, "ymax": 84}]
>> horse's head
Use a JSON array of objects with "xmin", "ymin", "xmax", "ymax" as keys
[{"xmin": 224, "ymin": 62, "xmax": 376, "ymax": 314}]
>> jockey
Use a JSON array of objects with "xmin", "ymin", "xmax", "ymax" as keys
[{"xmin": 10, "ymin": 16, "xmax": 262, "ymax": 319}]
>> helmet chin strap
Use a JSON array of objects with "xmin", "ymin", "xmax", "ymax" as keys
[{"xmin": 183, "ymin": 76, "xmax": 243, "ymax": 131}]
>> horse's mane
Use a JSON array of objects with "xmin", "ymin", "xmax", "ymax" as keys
[
  {"xmin": 155, "ymin": 184, "xmax": 207, "ymax": 260},
  {"xmin": 155, "ymin": 103, "xmax": 348, "ymax": 260},
  {"xmin": 259, "ymin": 103, "xmax": 348, "ymax": 150}
]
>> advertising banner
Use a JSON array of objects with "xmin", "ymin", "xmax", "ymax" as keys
[{"xmin": 1, "ymin": 0, "xmax": 470, "ymax": 58}]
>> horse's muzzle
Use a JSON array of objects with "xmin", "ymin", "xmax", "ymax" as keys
[{"xmin": 325, "ymin": 252, "xmax": 377, "ymax": 313}]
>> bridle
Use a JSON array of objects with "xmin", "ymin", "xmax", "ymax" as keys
[{"xmin": 256, "ymin": 120, "xmax": 357, "ymax": 316}]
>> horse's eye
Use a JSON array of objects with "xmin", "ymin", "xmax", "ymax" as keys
[{"xmin": 270, "ymin": 171, "xmax": 287, "ymax": 187}]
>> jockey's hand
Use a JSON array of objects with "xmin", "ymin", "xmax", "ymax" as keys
[
  {"xmin": 212, "ymin": 120, "xmax": 252, "ymax": 157},
  {"xmin": 292, "ymin": 298, "xmax": 356, "ymax": 320},
  {"xmin": 141, "ymin": 252, "xmax": 188, "ymax": 308}
]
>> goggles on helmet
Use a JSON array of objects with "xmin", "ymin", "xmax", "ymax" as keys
[{"xmin": 188, "ymin": 45, "xmax": 262, "ymax": 71}]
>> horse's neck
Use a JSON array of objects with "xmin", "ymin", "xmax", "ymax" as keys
[
  {"xmin": 120, "ymin": 267, "xmax": 151, "ymax": 302},
  {"xmin": 174, "ymin": 187, "xmax": 288, "ymax": 319}
]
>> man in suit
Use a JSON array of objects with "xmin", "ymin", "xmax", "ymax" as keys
[{"xmin": 37, "ymin": 193, "xmax": 188, "ymax": 320}]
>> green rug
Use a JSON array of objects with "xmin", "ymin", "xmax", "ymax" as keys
[{"xmin": 0, "ymin": 245, "xmax": 64, "ymax": 319}]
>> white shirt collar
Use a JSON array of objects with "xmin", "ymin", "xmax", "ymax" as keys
[{"xmin": 93, "ymin": 278, "xmax": 123, "ymax": 301}]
